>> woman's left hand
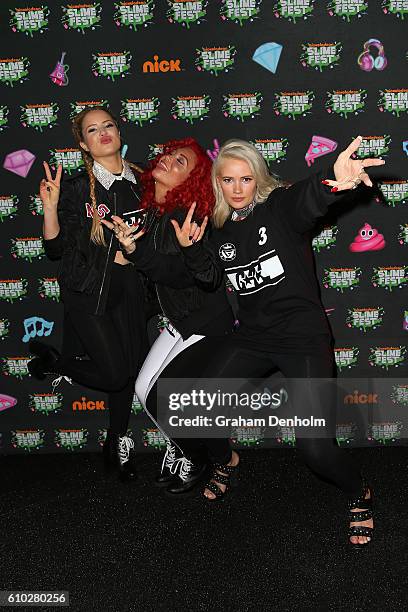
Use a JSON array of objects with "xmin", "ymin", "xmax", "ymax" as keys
[
  {"xmin": 101, "ymin": 215, "xmax": 145, "ymax": 255},
  {"xmin": 323, "ymin": 136, "xmax": 386, "ymax": 192}
]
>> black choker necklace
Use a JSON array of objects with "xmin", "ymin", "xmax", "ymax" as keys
[{"xmin": 231, "ymin": 200, "xmax": 256, "ymax": 221}]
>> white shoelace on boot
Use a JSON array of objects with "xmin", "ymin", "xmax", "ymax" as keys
[
  {"xmin": 160, "ymin": 443, "xmax": 177, "ymax": 474},
  {"xmin": 170, "ymin": 457, "xmax": 194, "ymax": 482},
  {"xmin": 118, "ymin": 436, "xmax": 135, "ymax": 466},
  {"xmin": 51, "ymin": 375, "xmax": 73, "ymax": 393}
]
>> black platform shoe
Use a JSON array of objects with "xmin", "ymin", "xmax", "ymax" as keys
[
  {"xmin": 166, "ymin": 458, "xmax": 208, "ymax": 495},
  {"xmin": 28, "ymin": 340, "xmax": 60, "ymax": 380},
  {"xmin": 103, "ymin": 432, "xmax": 137, "ymax": 482},
  {"xmin": 155, "ymin": 442, "xmax": 180, "ymax": 486}
]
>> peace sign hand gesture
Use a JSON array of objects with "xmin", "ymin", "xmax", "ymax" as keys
[
  {"xmin": 170, "ymin": 202, "xmax": 208, "ymax": 248},
  {"xmin": 323, "ymin": 136, "xmax": 386, "ymax": 192},
  {"xmin": 39, "ymin": 162, "xmax": 62, "ymax": 211}
]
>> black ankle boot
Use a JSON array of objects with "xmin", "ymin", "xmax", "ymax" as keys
[
  {"xmin": 28, "ymin": 340, "xmax": 60, "ymax": 380},
  {"xmin": 155, "ymin": 443, "xmax": 179, "ymax": 486},
  {"xmin": 166, "ymin": 459, "xmax": 208, "ymax": 495},
  {"xmin": 103, "ymin": 432, "xmax": 137, "ymax": 481}
]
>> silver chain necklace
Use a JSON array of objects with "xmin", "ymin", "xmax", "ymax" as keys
[{"xmin": 231, "ymin": 200, "xmax": 256, "ymax": 222}]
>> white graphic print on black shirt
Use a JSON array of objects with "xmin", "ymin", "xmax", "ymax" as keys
[{"xmin": 225, "ymin": 249, "xmax": 285, "ymax": 295}]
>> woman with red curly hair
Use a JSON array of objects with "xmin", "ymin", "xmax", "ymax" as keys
[{"xmin": 105, "ymin": 138, "xmax": 235, "ymax": 494}]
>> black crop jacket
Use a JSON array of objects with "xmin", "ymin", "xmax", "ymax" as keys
[{"xmin": 44, "ymin": 171, "xmax": 196, "ymax": 315}]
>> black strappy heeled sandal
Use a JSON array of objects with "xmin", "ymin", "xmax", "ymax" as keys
[
  {"xmin": 203, "ymin": 460, "xmax": 240, "ymax": 501},
  {"xmin": 348, "ymin": 484, "xmax": 374, "ymax": 549}
]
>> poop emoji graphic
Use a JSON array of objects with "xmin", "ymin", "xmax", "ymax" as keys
[{"xmin": 349, "ymin": 223, "xmax": 385, "ymax": 252}]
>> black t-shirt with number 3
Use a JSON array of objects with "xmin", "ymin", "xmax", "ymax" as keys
[{"xmin": 182, "ymin": 169, "xmax": 343, "ymax": 353}]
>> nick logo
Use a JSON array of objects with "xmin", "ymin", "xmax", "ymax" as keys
[
  {"xmin": 143, "ymin": 55, "xmax": 181, "ymax": 73},
  {"xmin": 344, "ymin": 390, "xmax": 378, "ymax": 405},
  {"xmin": 72, "ymin": 396, "xmax": 105, "ymax": 411}
]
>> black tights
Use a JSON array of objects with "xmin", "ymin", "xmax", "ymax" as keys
[
  {"xmin": 59, "ymin": 310, "xmax": 135, "ymax": 437},
  {"xmin": 146, "ymin": 335, "xmax": 363, "ymax": 498}
]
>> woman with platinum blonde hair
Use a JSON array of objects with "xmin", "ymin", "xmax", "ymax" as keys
[
  {"xmin": 162, "ymin": 135, "xmax": 385, "ymax": 549},
  {"xmin": 212, "ymin": 139, "xmax": 286, "ymax": 229}
]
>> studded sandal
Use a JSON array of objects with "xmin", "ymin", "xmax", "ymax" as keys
[
  {"xmin": 203, "ymin": 460, "xmax": 239, "ymax": 502},
  {"xmin": 348, "ymin": 484, "xmax": 374, "ymax": 549}
]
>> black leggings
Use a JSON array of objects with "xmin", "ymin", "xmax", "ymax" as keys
[{"xmin": 146, "ymin": 335, "xmax": 363, "ymax": 498}]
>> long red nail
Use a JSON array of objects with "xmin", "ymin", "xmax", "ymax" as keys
[
  {"xmin": 331, "ymin": 187, "xmax": 338, "ymax": 193},
  {"xmin": 321, "ymin": 180, "xmax": 330, "ymax": 185}
]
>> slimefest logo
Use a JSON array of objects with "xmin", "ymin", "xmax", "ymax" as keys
[
  {"xmin": 369, "ymin": 346, "xmax": 407, "ymax": 369},
  {"xmin": 273, "ymin": 91, "xmax": 314, "ymax": 120},
  {"xmin": 368, "ymin": 422, "xmax": 402, "ymax": 445},
  {"xmin": 328, "ymin": 0, "xmax": 368, "ymax": 21},
  {"xmin": 0, "ymin": 195, "xmax": 18, "ymax": 222},
  {"xmin": 221, "ymin": 0, "xmax": 261, "ymax": 24},
  {"xmin": 323, "ymin": 267, "xmax": 361, "ymax": 292},
  {"xmin": 55, "ymin": 429, "xmax": 88, "ymax": 450},
  {"xmin": 391, "ymin": 384, "xmax": 408, "ymax": 406},
  {"xmin": 148, "ymin": 144, "xmax": 164, "ymax": 159},
  {"xmin": 301, "ymin": 43, "xmax": 342, "ymax": 71},
  {"xmin": 9, "ymin": 6, "xmax": 49, "ymax": 36},
  {"xmin": 114, "ymin": 1, "xmax": 155, "ymax": 31},
  {"xmin": 274, "ymin": 0, "xmax": 314, "ymax": 22},
  {"xmin": 2, "ymin": 357, "xmax": 31, "ymax": 379},
  {"xmin": 276, "ymin": 426, "xmax": 296, "ymax": 446},
  {"xmin": 196, "ymin": 46, "xmax": 236, "ymax": 76},
  {"xmin": 372, "ymin": 266, "xmax": 408, "ymax": 291},
  {"xmin": 0, "ymin": 319, "xmax": 10, "ymax": 340},
  {"xmin": 12, "ymin": 429, "xmax": 45, "ymax": 451},
  {"xmin": 346, "ymin": 307, "xmax": 384, "ymax": 332},
  {"xmin": 398, "ymin": 224, "xmax": 408, "ymax": 245},
  {"xmin": 354, "ymin": 135, "xmax": 391, "ymax": 159},
  {"xmin": 49, "ymin": 149, "xmax": 83, "ymax": 174},
  {"xmin": 20, "ymin": 103, "xmax": 58, "ymax": 132},
  {"xmin": 29, "ymin": 393, "xmax": 63, "ymax": 415},
  {"xmin": 223, "ymin": 93, "xmax": 262, "ymax": 121},
  {"xmin": 0, "ymin": 279, "xmax": 28, "ymax": 303},
  {"xmin": 334, "ymin": 347, "xmax": 359, "ymax": 371},
  {"xmin": 382, "ymin": 0, "xmax": 408, "ymax": 18},
  {"xmin": 312, "ymin": 225, "xmax": 338, "ymax": 252},
  {"xmin": 326, "ymin": 89, "xmax": 366, "ymax": 118},
  {"xmin": 11, "ymin": 238, "xmax": 44, "ymax": 262},
  {"xmin": 379, "ymin": 181, "xmax": 408, "ymax": 207},
  {"xmin": 92, "ymin": 52, "xmax": 132, "ymax": 81},
  {"xmin": 38, "ymin": 278, "xmax": 60, "ymax": 301},
  {"xmin": 0, "ymin": 106, "xmax": 9, "ymax": 131},
  {"xmin": 29, "ymin": 195, "xmax": 43, "ymax": 216},
  {"xmin": 62, "ymin": 2, "xmax": 102, "ymax": 33},
  {"xmin": 252, "ymin": 138, "xmax": 288, "ymax": 165},
  {"xmin": 231, "ymin": 427, "xmax": 264, "ymax": 447},
  {"xmin": 121, "ymin": 98, "xmax": 160, "ymax": 127},
  {"xmin": 378, "ymin": 89, "xmax": 408, "ymax": 116},
  {"xmin": 0, "ymin": 57, "xmax": 30, "ymax": 87},
  {"xmin": 131, "ymin": 394, "xmax": 143, "ymax": 415},
  {"xmin": 70, "ymin": 99, "xmax": 108, "ymax": 118},
  {"xmin": 171, "ymin": 95, "xmax": 210, "ymax": 124},
  {"xmin": 167, "ymin": 0, "xmax": 207, "ymax": 27},
  {"xmin": 142, "ymin": 428, "xmax": 167, "ymax": 449},
  {"xmin": 336, "ymin": 424, "xmax": 357, "ymax": 446}
]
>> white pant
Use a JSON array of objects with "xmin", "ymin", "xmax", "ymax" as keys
[{"xmin": 135, "ymin": 324, "xmax": 204, "ymax": 411}]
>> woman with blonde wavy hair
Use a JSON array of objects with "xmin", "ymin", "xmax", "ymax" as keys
[{"xmin": 165, "ymin": 136, "xmax": 384, "ymax": 548}]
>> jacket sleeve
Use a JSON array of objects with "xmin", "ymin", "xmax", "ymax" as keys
[
  {"xmin": 124, "ymin": 231, "xmax": 196, "ymax": 289},
  {"xmin": 180, "ymin": 233, "xmax": 224, "ymax": 292},
  {"xmin": 43, "ymin": 179, "xmax": 79, "ymax": 261},
  {"xmin": 272, "ymin": 167, "xmax": 349, "ymax": 234}
]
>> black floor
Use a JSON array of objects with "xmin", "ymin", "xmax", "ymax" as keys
[{"xmin": 1, "ymin": 446, "xmax": 407, "ymax": 612}]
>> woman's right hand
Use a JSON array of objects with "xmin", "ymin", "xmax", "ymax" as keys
[
  {"xmin": 101, "ymin": 215, "xmax": 146, "ymax": 255},
  {"xmin": 40, "ymin": 162, "xmax": 62, "ymax": 211},
  {"xmin": 171, "ymin": 202, "xmax": 208, "ymax": 247}
]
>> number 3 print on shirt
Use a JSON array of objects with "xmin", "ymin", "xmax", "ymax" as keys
[{"xmin": 258, "ymin": 226, "xmax": 267, "ymax": 246}]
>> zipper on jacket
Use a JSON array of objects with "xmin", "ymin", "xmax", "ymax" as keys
[
  {"xmin": 153, "ymin": 220, "xmax": 168, "ymax": 321},
  {"xmin": 95, "ymin": 192, "xmax": 116, "ymax": 314}
]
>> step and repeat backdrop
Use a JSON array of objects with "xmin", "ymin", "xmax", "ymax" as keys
[{"xmin": 0, "ymin": 0, "xmax": 407, "ymax": 454}]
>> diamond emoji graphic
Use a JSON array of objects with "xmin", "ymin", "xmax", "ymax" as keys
[
  {"xmin": 3, "ymin": 149, "xmax": 36, "ymax": 177},
  {"xmin": 305, "ymin": 136, "xmax": 338, "ymax": 167},
  {"xmin": 252, "ymin": 42, "xmax": 283, "ymax": 74}
]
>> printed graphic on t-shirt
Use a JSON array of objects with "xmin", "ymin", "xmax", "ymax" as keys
[
  {"xmin": 225, "ymin": 249, "xmax": 285, "ymax": 295},
  {"xmin": 85, "ymin": 202, "xmax": 111, "ymax": 219},
  {"xmin": 122, "ymin": 208, "xmax": 147, "ymax": 228}
]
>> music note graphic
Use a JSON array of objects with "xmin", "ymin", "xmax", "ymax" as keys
[{"xmin": 22, "ymin": 317, "xmax": 54, "ymax": 343}]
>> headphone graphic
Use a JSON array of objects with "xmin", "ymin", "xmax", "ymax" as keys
[{"xmin": 358, "ymin": 39, "xmax": 387, "ymax": 72}]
